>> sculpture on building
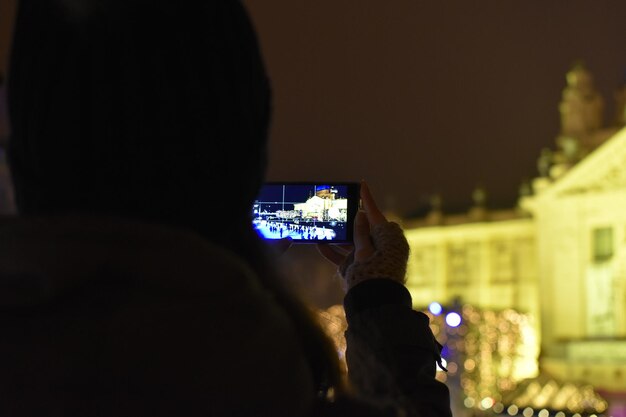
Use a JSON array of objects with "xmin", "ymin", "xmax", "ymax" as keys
[
  {"xmin": 425, "ymin": 193, "xmax": 444, "ymax": 225},
  {"xmin": 536, "ymin": 148, "xmax": 553, "ymax": 178},
  {"xmin": 560, "ymin": 62, "xmax": 604, "ymax": 138},
  {"xmin": 534, "ymin": 62, "xmax": 623, "ymax": 185},
  {"xmin": 468, "ymin": 185, "xmax": 488, "ymax": 221},
  {"xmin": 555, "ymin": 62, "xmax": 605, "ymax": 164}
]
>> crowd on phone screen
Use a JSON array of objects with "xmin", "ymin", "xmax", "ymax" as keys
[{"xmin": 256, "ymin": 220, "xmax": 337, "ymax": 240}]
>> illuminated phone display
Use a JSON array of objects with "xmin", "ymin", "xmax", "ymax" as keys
[{"xmin": 252, "ymin": 182, "xmax": 359, "ymax": 243}]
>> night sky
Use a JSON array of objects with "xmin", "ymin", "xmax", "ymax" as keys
[
  {"xmin": 243, "ymin": 0, "xmax": 626, "ymax": 217},
  {"xmin": 1, "ymin": 1, "xmax": 625, "ymax": 217}
]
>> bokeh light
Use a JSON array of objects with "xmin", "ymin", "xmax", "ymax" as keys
[
  {"xmin": 480, "ymin": 397, "xmax": 495, "ymax": 410},
  {"xmin": 429, "ymin": 302, "xmax": 443, "ymax": 315},
  {"xmin": 464, "ymin": 397, "xmax": 475, "ymax": 408},
  {"xmin": 445, "ymin": 312, "xmax": 462, "ymax": 327}
]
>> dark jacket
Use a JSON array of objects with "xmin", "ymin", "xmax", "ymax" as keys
[
  {"xmin": 0, "ymin": 216, "xmax": 450, "ymax": 417},
  {"xmin": 343, "ymin": 280, "xmax": 452, "ymax": 417}
]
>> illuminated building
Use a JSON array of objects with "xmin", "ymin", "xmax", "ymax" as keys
[
  {"xmin": 294, "ymin": 193, "xmax": 348, "ymax": 222},
  {"xmin": 401, "ymin": 64, "xmax": 626, "ymax": 416},
  {"xmin": 519, "ymin": 125, "xmax": 626, "ymax": 414}
]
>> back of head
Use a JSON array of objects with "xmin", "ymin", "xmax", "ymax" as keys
[
  {"xmin": 8, "ymin": 0, "xmax": 271, "ymax": 246},
  {"xmin": 6, "ymin": 1, "xmax": 346, "ymax": 409}
]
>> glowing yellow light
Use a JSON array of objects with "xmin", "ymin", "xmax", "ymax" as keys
[
  {"xmin": 494, "ymin": 403, "xmax": 505, "ymax": 414},
  {"xmin": 464, "ymin": 359, "xmax": 476, "ymax": 371},
  {"xmin": 508, "ymin": 405, "xmax": 519, "ymax": 415},
  {"xmin": 523, "ymin": 407, "xmax": 534, "ymax": 417},
  {"xmin": 464, "ymin": 397, "xmax": 475, "ymax": 408},
  {"xmin": 447, "ymin": 361, "xmax": 458, "ymax": 374},
  {"xmin": 555, "ymin": 412, "xmax": 565, "ymax": 417},
  {"xmin": 481, "ymin": 397, "xmax": 495, "ymax": 410},
  {"xmin": 572, "ymin": 413, "xmax": 581, "ymax": 417},
  {"xmin": 538, "ymin": 409, "xmax": 549, "ymax": 417}
]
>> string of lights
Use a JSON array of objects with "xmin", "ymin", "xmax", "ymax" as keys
[{"xmin": 317, "ymin": 302, "xmax": 609, "ymax": 417}]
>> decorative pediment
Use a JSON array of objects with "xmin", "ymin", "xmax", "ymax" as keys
[{"xmin": 542, "ymin": 127, "xmax": 626, "ymax": 198}]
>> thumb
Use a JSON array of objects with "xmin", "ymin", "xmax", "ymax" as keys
[{"xmin": 353, "ymin": 210, "xmax": 375, "ymax": 262}]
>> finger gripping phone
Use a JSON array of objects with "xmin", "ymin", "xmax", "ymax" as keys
[{"xmin": 252, "ymin": 182, "xmax": 360, "ymax": 243}]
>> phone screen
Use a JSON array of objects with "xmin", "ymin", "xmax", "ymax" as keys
[{"xmin": 252, "ymin": 183, "xmax": 359, "ymax": 243}]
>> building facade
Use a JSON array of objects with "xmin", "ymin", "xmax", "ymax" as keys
[
  {"xmin": 522, "ymin": 126, "xmax": 626, "ymax": 394},
  {"xmin": 403, "ymin": 65, "xmax": 626, "ymax": 414}
]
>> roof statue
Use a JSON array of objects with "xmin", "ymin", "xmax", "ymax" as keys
[
  {"xmin": 555, "ymin": 62, "xmax": 605, "ymax": 165},
  {"xmin": 559, "ymin": 62, "xmax": 604, "ymax": 140},
  {"xmin": 425, "ymin": 194, "xmax": 443, "ymax": 225},
  {"xmin": 536, "ymin": 148, "xmax": 553, "ymax": 178},
  {"xmin": 468, "ymin": 185, "xmax": 488, "ymax": 221},
  {"xmin": 534, "ymin": 63, "xmax": 611, "ymax": 192}
]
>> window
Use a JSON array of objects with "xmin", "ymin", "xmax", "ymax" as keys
[
  {"xmin": 447, "ymin": 243, "xmax": 479, "ymax": 285},
  {"xmin": 412, "ymin": 246, "xmax": 437, "ymax": 286},
  {"xmin": 592, "ymin": 227, "xmax": 613, "ymax": 262},
  {"xmin": 491, "ymin": 240, "xmax": 514, "ymax": 283}
]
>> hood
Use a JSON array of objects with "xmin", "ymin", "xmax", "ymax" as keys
[{"xmin": 8, "ymin": 0, "xmax": 271, "ymax": 249}]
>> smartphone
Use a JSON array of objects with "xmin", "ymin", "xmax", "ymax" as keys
[{"xmin": 252, "ymin": 182, "xmax": 360, "ymax": 243}]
